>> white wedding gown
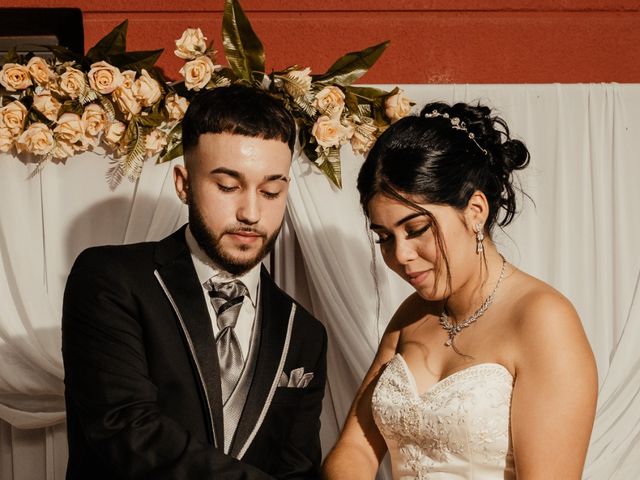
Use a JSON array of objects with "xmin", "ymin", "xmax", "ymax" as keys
[{"xmin": 372, "ymin": 353, "xmax": 516, "ymax": 479}]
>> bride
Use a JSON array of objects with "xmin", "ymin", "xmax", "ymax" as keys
[{"xmin": 322, "ymin": 102, "xmax": 597, "ymax": 479}]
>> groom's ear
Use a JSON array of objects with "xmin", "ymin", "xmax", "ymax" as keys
[
  {"xmin": 463, "ymin": 190, "xmax": 489, "ymax": 230},
  {"xmin": 173, "ymin": 164, "xmax": 189, "ymax": 205}
]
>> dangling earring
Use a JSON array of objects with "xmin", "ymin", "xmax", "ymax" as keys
[{"xmin": 475, "ymin": 223, "xmax": 484, "ymax": 254}]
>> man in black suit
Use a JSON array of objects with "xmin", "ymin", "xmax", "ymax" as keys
[{"xmin": 62, "ymin": 84, "xmax": 327, "ymax": 479}]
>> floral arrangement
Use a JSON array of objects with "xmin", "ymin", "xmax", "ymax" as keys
[{"xmin": 0, "ymin": 0, "xmax": 412, "ymax": 189}]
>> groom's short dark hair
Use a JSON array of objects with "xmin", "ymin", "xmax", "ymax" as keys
[{"xmin": 181, "ymin": 84, "xmax": 297, "ymax": 154}]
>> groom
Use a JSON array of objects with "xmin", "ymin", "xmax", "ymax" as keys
[{"xmin": 62, "ymin": 85, "xmax": 327, "ymax": 479}]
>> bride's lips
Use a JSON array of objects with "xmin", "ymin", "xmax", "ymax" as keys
[{"xmin": 406, "ymin": 270, "xmax": 431, "ymax": 287}]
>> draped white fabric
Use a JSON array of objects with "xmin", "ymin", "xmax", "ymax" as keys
[
  {"xmin": 283, "ymin": 84, "xmax": 640, "ymax": 479},
  {"xmin": 0, "ymin": 84, "xmax": 638, "ymax": 479}
]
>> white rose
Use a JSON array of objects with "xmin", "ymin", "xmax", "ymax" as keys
[
  {"xmin": 165, "ymin": 93, "xmax": 189, "ymax": 121},
  {"xmin": 82, "ymin": 104, "xmax": 108, "ymax": 137},
  {"xmin": 179, "ymin": 56, "xmax": 215, "ymax": 91},
  {"xmin": 0, "ymin": 101, "xmax": 28, "ymax": 136},
  {"xmin": 54, "ymin": 112, "xmax": 89, "ymax": 151},
  {"xmin": 174, "ymin": 28, "xmax": 207, "ymax": 60},
  {"xmin": 313, "ymin": 86, "xmax": 345, "ymax": 119},
  {"xmin": 144, "ymin": 129, "xmax": 167, "ymax": 158},
  {"xmin": 104, "ymin": 121, "xmax": 126, "ymax": 145},
  {"xmin": 33, "ymin": 90, "xmax": 62, "ymax": 122},
  {"xmin": 27, "ymin": 57, "xmax": 54, "ymax": 86},
  {"xmin": 87, "ymin": 61, "xmax": 123, "ymax": 94},
  {"xmin": 0, "ymin": 126, "xmax": 14, "ymax": 152},
  {"xmin": 16, "ymin": 123, "xmax": 54, "ymax": 156},
  {"xmin": 134, "ymin": 69, "xmax": 162, "ymax": 107},
  {"xmin": 0, "ymin": 63, "xmax": 32, "ymax": 91},
  {"xmin": 385, "ymin": 89, "xmax": 412, "ymax": 122},
  {"xmin": 59, "ymin": 67, "xmax": 86, "ymax": 99},
  {"xmin": 112, "ymin": 70, "xmax": 141, "ymax": 117},
  {"xmin": 311, "ymin": 115, "xmax": 352, "ymax": 148}
]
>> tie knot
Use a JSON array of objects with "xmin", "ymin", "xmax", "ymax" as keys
[
  {"xmin": 207, "ymin": 280, "xmax": 248, "ymax": 329},
  {"xmin": 208, "ymin": 279, "xmax": 248, "ymax": 302}
]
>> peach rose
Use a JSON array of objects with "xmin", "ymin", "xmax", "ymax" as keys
[
  {"xmin": 384, "ymin": 89, "xmax": 412, "ymax": 122},
  {"xmin": 313, "ymin": 86, "xmax": 345, "ymax": 119},
  {"xmin": 82, "ymin": 104, "xmax": 108, "ymax": 138},
  {"xmin": 350, "ymin": 120, "xmax": 378, "ymax": 156},
  {"xmin": 311, "ymin": 115, "xmax": 352, "ymax": 148},
  {"xmin": 174, "ymin": 28, "xmax": 207, "ymax": 60},
  {"xmin": 33, "ymin": 90, "xmax": 62, "ymax": 122},
  {"xmin": 145, "ymin": 129, "xmax": 167, "ymax": 158},
  {"xmin": 51, "ymin": 139, "xmax": 76, "ymax": 160},
  {"xmin": 59, "ymin": 67, "xmax": 86, "ymax": 99},
  {"xmin": 54, "ymin": 113, "xmax": 89, "ymax": 151},
  {"xmin": 87, "ymin": 61, "xmax": 123, "ymax": 94},
  {"xmin": 134, "ymin": 69, "xmax": 162, "ymax": 107},
  {"xmin": 0, "ymin": 101, "xmax": 28, "ymax": 136},
  {"xmin": 27, "ymin": 57, "xmax": 54, "ymax": 86},
  {"xmin": 104, "ymin": 121, "xmax": 126, "ymax": 145},
  {"xmin": 0, "ymin": 63, "xmax": 32, "ymax": 91},
  {"xmin": 165, "ymin": 93, "xmax": 189, "ymax": 121},
  {"xmin": 112, "ymin": 70, "xmax": 141, "ymax": 117},
  {"xmin": 0, "ymin": 126, "xmax": 13, "ymax": 152},
  {"xmin": 16, "ymin": 123, "xmax": 54, "ymax": 156},
  {"xmin": 179, "ymin": 56, "xmax": 215, "ymax": 91}
]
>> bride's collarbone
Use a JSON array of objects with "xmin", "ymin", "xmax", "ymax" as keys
[{"xmin": 397, "ymin": 324, "xmax": 514, "ymax": 391}]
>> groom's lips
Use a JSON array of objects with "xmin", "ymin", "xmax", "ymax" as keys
[{"xmin": 227, "ymin": 230, "xmax": 263, "ymax": 244}]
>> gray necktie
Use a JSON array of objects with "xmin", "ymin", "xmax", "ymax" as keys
[{"xmin": 208, "ymin": 280, "xmax": 248, "ymax": 403}]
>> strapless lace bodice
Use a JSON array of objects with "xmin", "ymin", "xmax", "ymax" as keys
[{"xmin": 372, "ymin": 354, "xmax": 515, "ymax": 479}]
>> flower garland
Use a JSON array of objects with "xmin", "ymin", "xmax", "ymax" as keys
[{"xmin": 0, "ymin": 0, "xmax": 412, "ymax": 189}]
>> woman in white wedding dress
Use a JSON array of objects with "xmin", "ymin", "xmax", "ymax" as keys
[{"xmin": 322, "ymin": 102, "xmax": 597, "ymax": 479}]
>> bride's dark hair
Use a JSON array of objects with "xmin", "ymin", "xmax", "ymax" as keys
[
  {"xmin": 358, "ymin": 101, "xmax": 530, "ymax": 312},
  {"xmin": 358, "ymin": 101, "xmax": 530, "ymax": 230}
]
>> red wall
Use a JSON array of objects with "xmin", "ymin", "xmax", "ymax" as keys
[{"xmin": 3, "ymin": 1, "xmax": 640, "ymax": 83}]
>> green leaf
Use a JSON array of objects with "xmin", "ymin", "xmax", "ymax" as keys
[
  {"xmin": 2, "ymin": 46, "xmax": 19, "ymax": 64},
  {"xmin": 317, "ymin": 156, "xmax": 342, "ymax": 188},
  {"xmin": 86, "ymin": 20, "xmax": 128, "ymax": 63},
  {"xmin": 136, "ymin": 112, "xmax": 164, "ymax": 128},
  {"xmin": 158, "ymin": 142, "xmax": 183, "ymax": 164},
  {"xmin": 345, "ymin": 85, "xmax": 391, "ymax": 101},
  {"xmin": 46, "ymin": 45, "xmax": 82, "ymax": 64},
  {"xmin": 107, "ymin": 49, "xmax": 164, "ymax": 71},
  {"xmin": 313, "ymin": 41, "xmax": 389, "ymax": 87},
  {"xmin": 222, "ymin": 0, "xmax": 265, "ymax": 82}
]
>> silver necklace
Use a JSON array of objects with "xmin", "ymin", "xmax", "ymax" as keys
[{"xmin": 439, "ymin": 255, "xmax": 507, "ymax": 347}]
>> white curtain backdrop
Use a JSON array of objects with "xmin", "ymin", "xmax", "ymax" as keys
[{"xmin": 0, "ymin": 84, "xmax": 638, "ymax": 479}]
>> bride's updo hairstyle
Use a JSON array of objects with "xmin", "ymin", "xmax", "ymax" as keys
[{"xmin": 358, "ymin": 101, "xmax": 530, "ymax": 233}]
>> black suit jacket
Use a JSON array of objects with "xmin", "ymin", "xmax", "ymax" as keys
[{"xmin": 62, "ymin": 226, "xmax": 327, "ymax": 479}]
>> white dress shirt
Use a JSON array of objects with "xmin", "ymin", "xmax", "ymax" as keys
[{"xmin": 185, "ymin": 226, "xmax": 260, "ymax": 360}]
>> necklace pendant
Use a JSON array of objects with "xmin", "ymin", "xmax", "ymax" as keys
[{"xmin": 444, "ymin": 338, "xmax": 452, "ymax": 347}]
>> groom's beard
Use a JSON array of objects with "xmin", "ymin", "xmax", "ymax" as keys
[{"xmin": 188, "ymin": 197, "xmax": 281, "ymax": 276}]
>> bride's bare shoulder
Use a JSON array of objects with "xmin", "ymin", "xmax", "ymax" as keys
[{"xmin": 507, "ymin": 269, "xmax": 591, "ymax": 360}]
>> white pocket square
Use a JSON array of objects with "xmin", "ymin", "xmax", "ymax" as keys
[{"xmin": 278, "ymin": 367, "xmax": 314, "ymax": 388}]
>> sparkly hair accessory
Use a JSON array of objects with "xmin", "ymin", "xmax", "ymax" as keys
[{"xmin": 424, "ymin": 110, "xmax": 488, "ymax": 155}]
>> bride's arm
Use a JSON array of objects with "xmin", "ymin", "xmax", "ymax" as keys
[
  {"xmin": 321, "ymin": 320, "xmax": 401, "ymax": 480},
  {"xmin": 510, "ymin": 289, "xmax": 598, "ymax": 479}
]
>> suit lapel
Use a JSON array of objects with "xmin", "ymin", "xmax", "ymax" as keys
[
  {"xmin": 230, "ymin": 267, "xmax": 294, "ymax": 458},
  {"xmin": 153, "ymin": 227, "xmax": 224, "ymax": 448}
]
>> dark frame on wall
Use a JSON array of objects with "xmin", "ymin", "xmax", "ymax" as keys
[{"xmin": 0, "ymin": 8, "xmax": 84, "ymax": 58}]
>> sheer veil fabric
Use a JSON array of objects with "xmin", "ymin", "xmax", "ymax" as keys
[{"xmin": 0, "ymin": 84, "xmax": 639, "ymax": 479}]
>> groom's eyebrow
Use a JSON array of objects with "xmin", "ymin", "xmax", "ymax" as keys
[{"xmin": 369, "ymin": 212, "xmax": 427, "ymax": 230}]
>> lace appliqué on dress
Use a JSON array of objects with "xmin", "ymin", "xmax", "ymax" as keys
[{"xmin": 371, "ymin": 354, "xmax": 515, "ymax": 480}]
